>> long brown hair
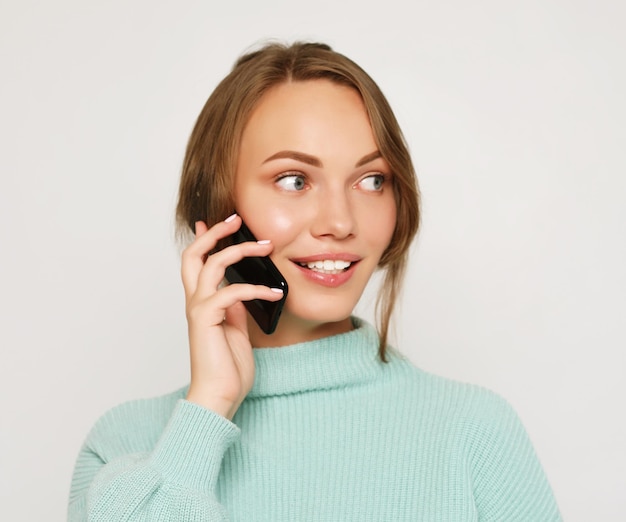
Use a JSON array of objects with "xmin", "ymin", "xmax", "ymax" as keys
[{"xmin": 176, "ymin": 41, "xmax": 420, "ymax": 360}]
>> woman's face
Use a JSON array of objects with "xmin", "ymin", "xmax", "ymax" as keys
[{"xmin": 234, "ymin": 79, "xmax": 396, "ymax": 344}]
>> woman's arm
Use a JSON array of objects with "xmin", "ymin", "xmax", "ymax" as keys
[
  {"xmin": 468, "ymin": 396, "xmax": 562, "ymax": 522},
  {"xmin": 68, "ymin": 400, "xmax": 238, "ymax": 521},
  {"xmin": 69, "ymin": 215, "xmax": 282, "ymax": 520}
]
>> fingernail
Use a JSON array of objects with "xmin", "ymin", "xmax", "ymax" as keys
[
  {"xmin": 225, "ymin": 213, "xmax": 237, "ymax": 223},
  {"xmin": 257, "ymin": 239, "xmax": 271, "ymax": 245},
  {"xmin": 270, "ymin": 288, "xmax": 284, "ymax": 293}
]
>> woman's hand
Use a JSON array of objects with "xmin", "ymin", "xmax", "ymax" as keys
[{"xmin": 181, "ymin": 214, "xmax": 284, "ymax": 420}]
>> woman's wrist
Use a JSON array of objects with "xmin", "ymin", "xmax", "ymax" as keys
[{"xmin": 185, "ymin": 390, "xmax": 238, "ymax": 421}]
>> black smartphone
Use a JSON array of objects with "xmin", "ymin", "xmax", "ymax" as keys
[{"xmin": 224, "ymin": 220, "xmax": 288, "ymax": 335}]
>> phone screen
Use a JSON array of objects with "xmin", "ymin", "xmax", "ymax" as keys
[{"xmin": 224, "ymin": 221, "xmax": 288, "ymax": 334}]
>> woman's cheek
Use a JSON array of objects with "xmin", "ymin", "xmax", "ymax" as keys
[
  {"xmin": 267, "ymin": 209, "xmax": 297, "ymax": 237},
  {"xmin": 242, "ymin": 205, "xmax": 303, "ymax": 245}
]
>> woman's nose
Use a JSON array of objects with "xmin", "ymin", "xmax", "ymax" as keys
[{"xmin": 310, "ymin": 188, "xmax": 356, "ymax": 240}]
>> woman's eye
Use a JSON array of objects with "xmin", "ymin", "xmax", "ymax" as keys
[
  {"xmin": 276, "ymin": 174, "xmax": 307, "ymax": 192},
  {"xmin": 358, "ymin": 174, "xmax": 385, "ymax": 192}
]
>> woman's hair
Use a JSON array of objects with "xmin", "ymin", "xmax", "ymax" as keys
[{"xmin": 176, "ymin": 41, "xmax": 420, "ymax": 360}]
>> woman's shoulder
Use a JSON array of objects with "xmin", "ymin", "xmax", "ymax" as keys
[
  {"xmin": 96, "ymin": 386, "xmax": 187, "ymax": 423},
  {"xmin": 386, "ymin": 352, "xmax": 525, "ymax": 432},
  {"xmin": 83, "ymin": 387, "xmax": 188, "ymax": 458},
  {"xmin": 381, "ymin": 357, "xmax": 560, "ymax": 519}
]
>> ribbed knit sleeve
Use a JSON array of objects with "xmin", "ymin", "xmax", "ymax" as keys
[
  {"xmin": 68, "ymin": 399, "xmax": 239, "ymax": 521},
  {"xmin": 465, "ymin": 394, "xmax": 561, "ymax": 521}
]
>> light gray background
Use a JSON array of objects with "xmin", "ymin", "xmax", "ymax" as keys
[{"xmin": 1, "ymin": 1, "xmax": 624, "ymax": 520}]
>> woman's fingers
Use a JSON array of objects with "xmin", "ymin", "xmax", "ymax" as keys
[
  {"xmin": 181, "ymin": 215, "xmax": 278, "ymax": 302},
  {"xmin": 194, "ymin": 220, "xmax": 209, "ymax": 236},
  {"xmin": 223, "ymin": 301, "xmax": 249, "ymax": 335},
  {"xmin": 181, "ymin": 214, "xmax": 241, "ymax": 296},
  {"xmin": 193, "ymin": 239, "xmax": 275, "ymax": 298},
  {"xmin": 187, "ymin": 283, "xmax": 284, "ymax": 327}
]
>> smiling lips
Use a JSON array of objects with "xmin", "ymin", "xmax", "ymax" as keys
[
  {"xmin": 298, "ymin": 259, "xmax": 352, "ymax": 274},
  {"xmin": 290, "ymin": 255, "xmax": 361, "ymax": 287}
]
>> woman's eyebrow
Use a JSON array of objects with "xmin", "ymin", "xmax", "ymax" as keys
[
  {"xmin": 263, "ymin": 150, "xmax": 322, "ymax": 167},
  {"xmin": 262, "ymin": 150, "xmax": 382, "ymax": 168},
  {"xmin": 355, "ymin": 151, "xmax": 382, "ymax": 167}
]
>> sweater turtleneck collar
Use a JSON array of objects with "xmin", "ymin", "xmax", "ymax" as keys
[{"xmin": 247, "ymin": 317, "xmax": 387, "ymax": 399}]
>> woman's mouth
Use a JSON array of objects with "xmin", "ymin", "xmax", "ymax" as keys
[
  {"xmin": 297, "ymin": 259, "xmax": 352, "ymax": 274},
  {"xmin": 290, "ymin": 255, "xmax": 360, "ymax": 287}
]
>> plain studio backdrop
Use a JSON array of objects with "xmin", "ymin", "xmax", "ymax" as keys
[{"xmin": 1, "ymin": 0, "xmax": 624, "ymax": 520}]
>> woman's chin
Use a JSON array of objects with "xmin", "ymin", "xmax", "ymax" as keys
[{"xmin": 249, "ymin": 311, "xmax": 354, "ymax": 347}]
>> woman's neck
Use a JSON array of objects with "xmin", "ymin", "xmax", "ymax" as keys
[{"xmin": 247, "ymin": 313, "xmax": 354, "ymax": 348}]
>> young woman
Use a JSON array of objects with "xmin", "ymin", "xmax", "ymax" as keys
[{"xmin": 69, "ymin": 42, "xmax": 561, "ymax": 521}]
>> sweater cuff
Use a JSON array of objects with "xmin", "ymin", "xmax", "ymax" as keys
[{"xmin": 149, "ymin": 399, "xmax": 240, "ymax": 492}]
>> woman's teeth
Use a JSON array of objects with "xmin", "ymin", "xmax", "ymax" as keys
[{"xmin": 299, "ymin": 260, "xmax": 352, "ymax": 274}]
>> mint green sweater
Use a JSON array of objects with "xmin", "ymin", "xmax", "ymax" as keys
[{"xmin": 69, "ymin": 319, "xmax": 561, "ymax": 521}]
